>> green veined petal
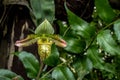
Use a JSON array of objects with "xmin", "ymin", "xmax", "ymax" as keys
[{"xmin": 35, "ymin": 19, "xmax": 54, "ymax": 35}]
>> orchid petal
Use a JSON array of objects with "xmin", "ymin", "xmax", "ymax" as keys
[{"xmin": 15, "ymin": 37, "xmax": 39, "ymax": 47}]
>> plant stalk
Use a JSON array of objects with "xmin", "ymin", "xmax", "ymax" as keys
[{"xmin": 36, "ymin": 60, "xmax": 44, "ymax": 80}]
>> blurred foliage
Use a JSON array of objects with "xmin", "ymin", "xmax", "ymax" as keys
[
  {"xmin": 1, "ymin": 0, "xmax": 120, "ymax": 80},
  {"xmin": 30, "ymin": 0, "xmax": 55, "ymax": 25},
  {"xmin": 0, "ymin": 69, "xmax": 24, "ymax": 80}
]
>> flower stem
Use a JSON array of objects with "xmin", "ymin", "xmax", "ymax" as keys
[
  {"xmin": 40, "ymin": 58, "xmax": 72, "ymax": 79},
  {"xmin": 36, "ymin": 60, "xmax": 44, "ymax": 80}
]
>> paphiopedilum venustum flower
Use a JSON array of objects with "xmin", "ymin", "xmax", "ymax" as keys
[{"xmin": 15, "ymin": 19, "xmax": 67, "ymax": 61}]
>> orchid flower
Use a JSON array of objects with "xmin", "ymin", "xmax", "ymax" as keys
[{"xmin": 15, "ymin": 19, "xmax": 67, "ymax": 61}]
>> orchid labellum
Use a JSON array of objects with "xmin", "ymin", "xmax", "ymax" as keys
[{"xmin": 15, "ymin": 19, "xmax": 67, "ymax": 61}]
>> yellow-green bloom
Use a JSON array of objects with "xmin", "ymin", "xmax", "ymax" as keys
[{"xmin": 15, "ymin": 19, "xmax": 67, "ymax": 61}]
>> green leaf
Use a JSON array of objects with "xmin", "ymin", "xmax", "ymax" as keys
[
  {"xmin": 57, "ymin": 20, "xmax": 68, "ymax": 36},
  {"xmin": 95, "ymin": 0, "xmax": 116, "ymax": 23},
  {"xmin": 40, "ymin": 78, "xmax": 51, "ymax": 80},
  {"xmin": 114, "ymin": 19, "xmax": 120, "ymax": 42},
  {"xmin": 0, "ymin": 69, "xmax": 24, "ymax": 80},
  {"xmin": 52, "ymin": 66, "xmax": 75, "ymax": 80},
  {"xmin": 97, "ymin": 30, "xmax": 120, "ymax": 55},
  {"xmin": 15, "ymin": 51, "xmax": 40, "ymax": 79},
  {"xmin": 64, "ymin": 37, "xmax": 86, "ymax": 54},
  {"xmin": 35, "ymin": 19, "xmax": 54, "ymax": 35},
  {"xmin": 66, "ymin": 6, "xmax": 96, "ymax": 39},
  {"xmin": 40, "ymin": 0, "xmax": 55, "ymax": 23},
  {"xmin": 72, "ymin": 56, "xmax": 93, "ymax": 80},
  {"xmin": 57, "ymin": 20, "xmax": 78, "ymax": 38},
  {"xmin": 44, "ymin": 44, "xmax": 60, "ymax": 66},
  {"xmin": 0, "ymin": 76, "xmax": 11, "ymax": 80},
  {"xmin": 87, "ymin": 46, "xmax": 105, "ymax": 69},
  {"xmin": 30, "ymin": 0, "xmax": 42, "ymax": 20},
  {"xmin": 87, "ymin": 46, "xmax": 115, "ymax": 73},
  {"xmin": 103, "ymin": 63, "xmax": 115, "ymax": 73},
  {"xmin": 30, "ymin": 0, "xmax": 55, "ymax": 25}
]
